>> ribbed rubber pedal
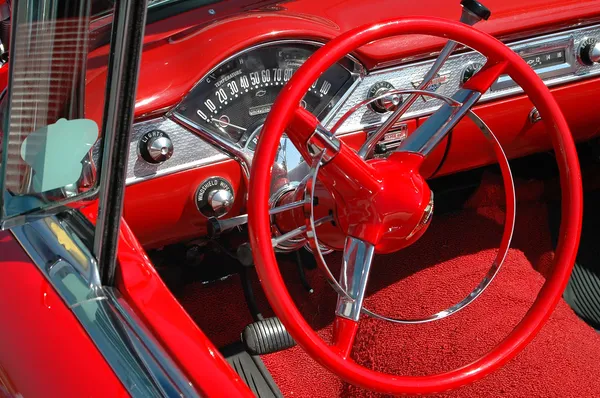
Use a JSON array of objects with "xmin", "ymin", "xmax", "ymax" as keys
[
  {"xmin": 564, "ymin": 262, "xmax": 600, "ymax": 330},
  {"xmin": 242, "ymin": 317, "xmax": 296, "ymax": 355}
]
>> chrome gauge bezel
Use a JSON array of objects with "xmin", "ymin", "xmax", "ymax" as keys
[
  {"xmin": 168, "ymin": 39, "xmax": 365, "ymax": 187},
  {"xmin": 169, "ymin": 39, "xmax": 365, "ymax": 138}
]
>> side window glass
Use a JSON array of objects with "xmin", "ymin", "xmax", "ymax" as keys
[{"xmin": 0, "ymin": 0, "xmax": 114, "ymax": 228}]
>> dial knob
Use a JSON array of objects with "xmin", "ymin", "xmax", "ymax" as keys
[
  {"xmin": 139, "ymin": 130, "xmax": 174, "ymax": 164},
  {"xmin": 195, "ymin": 177, "xmax": 235, "ymax": 218},
  {"xmin": 207, "ymin": 189, "xmax": 234, "ymax": 217},
  {"xmin": 367, "ymin": 81, "xmax": 402, "ymax": 113},
  {"xmin": 578, "ymin": 38, "xmax": 600, "ymax": 66}
]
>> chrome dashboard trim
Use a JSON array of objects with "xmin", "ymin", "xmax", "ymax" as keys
[
  {"xmin": 127, "ymin": 25, "xmax": 600, "ymax": 185},
  {"xmin": 358, "ymin": 27, "xmax": 464, "ymax": 159},
  {"xmin": 171, "ymin": 112, "xmax": 253, "ymax": 185},
  {"xmin": 491, "ymin": 34, "xmax": 575, "ymax": 91},
  {"xmin": 93, "ymin": 117, "xmax": 229, "ymax": 186},
  {"xmin": 11, "ymin": 215, "xmax": 200, "ymax": 398},
  {"xmin": 327, "ymin": 23, "xmax": 600, "ymax": 134}
]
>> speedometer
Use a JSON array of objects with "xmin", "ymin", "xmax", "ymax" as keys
[{"xmin": 173, "ymin": 42, "xmax": 358, "ymax": 148}]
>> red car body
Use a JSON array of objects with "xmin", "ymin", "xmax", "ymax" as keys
[{"xmin": 0, "ymin": 0, "xmax": 598, "ymax": 396}]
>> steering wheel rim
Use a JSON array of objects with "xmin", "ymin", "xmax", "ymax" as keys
[{"xmin": 248, "ymin": 17, "xmax": 582, "ymax": 395}]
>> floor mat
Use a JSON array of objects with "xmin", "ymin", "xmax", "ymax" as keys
[
  {"xmin": 550, "ymin": 191, "xmax": 600, "ymax": 330},
  {"xmin": 177, "ymin": 173, "xmax": 600, "ymax": 397}
]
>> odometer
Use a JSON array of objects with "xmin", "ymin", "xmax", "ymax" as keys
[{"xmin": 174, "ymin": 43, "xmax": 357, "ymax": 147}]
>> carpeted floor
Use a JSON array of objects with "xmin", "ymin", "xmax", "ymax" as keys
[{"xmin": 177, "ymin": 172, "xmax": 600, "ymax": 397}]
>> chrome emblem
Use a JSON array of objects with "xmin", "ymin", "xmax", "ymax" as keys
[{"xmin": 411, "ymin": 73, "xmax": 449, "ymax": 102}]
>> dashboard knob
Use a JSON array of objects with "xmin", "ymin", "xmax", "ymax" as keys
[
  {"xmin": 460, "ymin": 0, "xmax": 491, "ymax": 21},
  {"xmin": 578, "ymin": 38, "xmax": 600, "ymax": 66},
  {"xmin": 367, "ymin": 81, "xmax": 402, "ymax": 113},
  {"xmin": 139, "ymin": 130, "xmax": 173, "ymax": 164},
  {"xmin": 208, "ymin": 189, "xmax": 234, "ymax": 217},
  {"xmin": 195, "ymin": 177, "xmax": 235, "ymax": 218}
]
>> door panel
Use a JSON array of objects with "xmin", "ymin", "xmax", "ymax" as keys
[{"xmin": 0, "ymin": 230, "xmax": 128, "ymax": 397}]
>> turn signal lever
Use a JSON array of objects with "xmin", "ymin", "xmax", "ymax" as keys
[
  {"xmin": 358, "ymin": 0, "xmax": 491, "ymax": 159},
  {"xmin": 207, "ymin": 213, "xmax": 248, "ymax": 238}
]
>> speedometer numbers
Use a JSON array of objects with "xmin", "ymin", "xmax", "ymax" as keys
[{"xmin": 175, "ymin": 43, "xmax": 355, "ymax": 147}]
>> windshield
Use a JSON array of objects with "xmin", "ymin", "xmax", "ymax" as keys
[{"xmin": 0, "ymin": 0, "xmax": 226, "ymax": 228}]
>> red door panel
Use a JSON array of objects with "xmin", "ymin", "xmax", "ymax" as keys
[{"xmin": 0, "ymin": 231, "xmax": 128, "ymax": 398}]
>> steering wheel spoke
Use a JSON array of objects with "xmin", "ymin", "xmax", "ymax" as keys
[
  {"xmin": 330, "ymin": 236, "xmax": 376, "ymax": 358},
  {"xmin": 462, "ymin": 58, "xmax": 509, "ymax": 93},
  {"xmin": 396, "ymin": 59, "xmax": 508, "ymax": 157},
  {"xmin": 396, "ymin": 88, "xmax": 481, "ymax": 156},
  {"xmin": 332, "ymin": 316, "xmax": 360, "ymax": 359},
  {"xmin": 336, "ymin": 236, "xmax": 376, "ymax": 321}
]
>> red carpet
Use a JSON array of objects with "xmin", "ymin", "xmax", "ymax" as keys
[{"xmin": 178, "ymin": 173, "xmax": 600, "ymax": 397}]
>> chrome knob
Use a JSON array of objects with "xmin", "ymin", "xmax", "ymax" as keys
[
  {"xmin": 208, "ymin": 189, "xmax": 234, "ymax": 217},
  {"xmin": 367, "ymin": 81, "xmax": 402, "ymax": 113},
  {"xmin": 578, "ymin": 38, "xmax": 600, "ymax": 66},
  {"xmin": 139, "ymin": 130, "xmax": 174, "ymax": 164},
  {"xmin": 373, "ymin": 89, "xmax": 402, "ymax": 113},
  {"xmin": 195, "ymin": 177, "xmax": 235, "ymax": 218}
]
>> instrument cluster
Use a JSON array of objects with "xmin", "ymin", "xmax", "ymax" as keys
[{"xmin": 173, "ymin": 42, "xmax": 360, "ymax": 152}]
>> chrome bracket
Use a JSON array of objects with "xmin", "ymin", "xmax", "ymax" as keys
[
  {"xmin": 306, "ymin": 124, "xmax": 341, "ymax": 164},
  {"xmin": 335, "ymin": 237, "xmax": 375, "ymax": 321}
]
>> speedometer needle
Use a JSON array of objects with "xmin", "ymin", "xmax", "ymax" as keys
[{"xmin": 211, "ymin": 117, "xmax": 247, "ymax": 132}]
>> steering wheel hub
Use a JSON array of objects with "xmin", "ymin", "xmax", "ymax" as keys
[{"xmin": 334, "ymin": 151, "xmax": 433, "ymax": 253}]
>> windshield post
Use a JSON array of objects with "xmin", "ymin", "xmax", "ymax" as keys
[{"xmin": 93, "ymin": 0, "xmax": 149, "ymax": 285}]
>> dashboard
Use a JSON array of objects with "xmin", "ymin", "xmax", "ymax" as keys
[{"xmin": 118, "ymin": 22, "xmax": 600, "ymax": 248}]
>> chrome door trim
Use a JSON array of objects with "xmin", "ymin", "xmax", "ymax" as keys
[{"xmin": 11, "ymin": 214, "xmax": 200, "ymax": 398}]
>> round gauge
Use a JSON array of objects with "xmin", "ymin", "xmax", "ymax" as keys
[
  {"xmin": 461, "ymin": 62, "xmax": 483, "ymax": 85},
  {"xmin": 174, "ymin": 43, "xmax": 357, "ymax": 147}
]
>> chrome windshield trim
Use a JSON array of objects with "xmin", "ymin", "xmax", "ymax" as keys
[{"xmin": 11, "ymin": 215, "xmax": 200, "ymax": 398}]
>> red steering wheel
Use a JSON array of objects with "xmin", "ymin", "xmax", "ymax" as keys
[{"xmin": 248, "ymin": 17, "xmax": 583, "ymax": 395}]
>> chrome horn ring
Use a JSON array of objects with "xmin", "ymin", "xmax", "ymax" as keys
[{"xmin": 304, "ymin": 90, "xmax": 516, "ymax": 324}]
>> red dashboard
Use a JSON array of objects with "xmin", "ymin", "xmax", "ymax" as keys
[
  {"xmin": 90, "ymin": 0, "xmax": 600, "ymax": 249},
  {"xmin": 0, "ymin": 1, "xmax": 598, "ymax": 396}
]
